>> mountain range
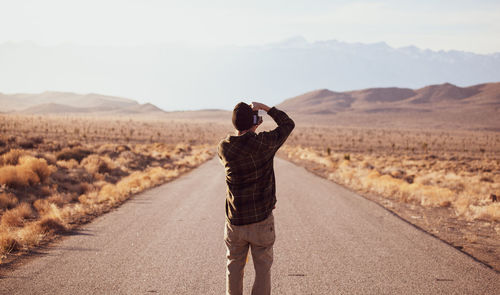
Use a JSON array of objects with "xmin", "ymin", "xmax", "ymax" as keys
[
  {"xmin": 0, "ymin": 91, "xmax": 165, "ymax": 115},
  {"xmin": 278, "ymin": 82, "xmax": 500, "ymax": 114},
  {"xmin": 1, "ymin": 81, "xmax": 499, "ymax": 130},
  {"xmin": 277, "ymin": 82, "xmax": 500, "ymax": 130}
]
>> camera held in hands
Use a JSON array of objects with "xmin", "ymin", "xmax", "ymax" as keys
[{"xmin": 253, "ymin": 110, "xmax": 263, "ymax": 125}]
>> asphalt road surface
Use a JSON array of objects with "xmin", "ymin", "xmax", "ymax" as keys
[{"xmin": 1, "ymin": 157, "xmax": 498, "ymax": 294}]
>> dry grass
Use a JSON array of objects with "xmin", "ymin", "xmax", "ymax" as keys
[
  {"xmin": 0, "ymin": 156, "xmax": 55, "ymax": 189},
  {"xmin": 18, "ymin": 156, "xmax": 54, "ymax": 182},
  {"xmin": 0, "ymin": 145, "xmax": 213, "ymax": 260},
  {"xmin": 1, "ymin": 112, "xmax": 498, "ymax": 267},
  {"xmin": 0, "ymin": 114, "xmax": 225, "ymax": 262},
  {"xmin": 0, "ymin": 233, "xmax": 20, "ymax": 253},
  {"xmin": 1, "ymin": 203, "xmax": 35, "ymax": 227},
  {"xmin": 280, "ymin": 125, "xmax": 500, "ymax": 270},
  {"xmin": 56, "ymin": 148, "xmax": 92, "ymax": 163},
  {"xmin": 284, "ymin": 125, "xmax": 500, "ymax": 155},
  {"xmin": 0, "ymin": 193, "xmax": 18, "ymax": 210},
  {"xmin": 56, "ymin": 159, "xmax": 79, "ymax": 169},
  {"xmin": 0, "ymin": 114, "xmax": 229, "ymax": 147},
  {"xmin": 282, "ymin": 145, "xmax": 500, "ymax": 222},
  {"xmin": 80, "ymin": 154, "xmax": 115, "ymax": 176},
  {"xmin": 0, "ymin": 149, "xmax": 26, "ymax": 166},
  {"xmin": 0, "ymin": 165, "xmax": 38, "ymax": 188}
]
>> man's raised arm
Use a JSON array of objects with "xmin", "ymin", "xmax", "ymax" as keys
[{"xmin": 251, "ymin": 102, "xmax": 295, "ymax": 150}]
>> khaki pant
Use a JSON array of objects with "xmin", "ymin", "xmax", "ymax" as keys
[{"xmin": 224, "ymin": 213, "xmax": 275, "ymax": 295}]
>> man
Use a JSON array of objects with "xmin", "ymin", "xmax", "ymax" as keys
[{"xmin": 218, "ymin": 101, "xmax": 295, "ymax": 295}]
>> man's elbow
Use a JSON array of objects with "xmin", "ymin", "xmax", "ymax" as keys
[{"xmin": 288, "ymin": 119, "xmax": 295, "ymax": 131}]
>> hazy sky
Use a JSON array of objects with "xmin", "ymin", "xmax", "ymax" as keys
[
  {"xmin": 1, "ymin": 0, "xmax": 500, "ymax": 54},
  {"xmin": 1, "ymin": 0, "xmax": 500, "ymax": 111}
]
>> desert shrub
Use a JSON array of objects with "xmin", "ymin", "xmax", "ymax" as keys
[
  {"xmin": 0, "ymin": 233, "xmax": 20, "ymax": 253},
  {"xmin": 33, "ymin": 195, "xmax": 71, "ymax": 216},
  {"xmin": 33, "ymin": 199, "xmax": 51, "ymax": 215},
  {"xmin": 56, "ymin": 159, "xmax": 79, "ymax": 169},
  {"xmin": 18, "ymin": 137, "xmax": 43, "ymax": 149},
  {"xmin": 38, "ymin": 217, "xmax": 66, "ymax": 234},
  {"xmin": 116, "ymin": 145, "xmax": 131, "ymax": 153},
  {"xmin": 47, "ymin": 193, "xmax": 73, "ymax": 207},
  {"xmin": 16, "ymin": 223, "xmax": 44, "ymax": 249},
  {"xmin": 97, "ymin": 144, "xmax": 130, "ymax": 156},
  {"xmin": 6, "ymin": 136, "xmax": 16, "ymax": 144},
  {"xmin": 98, "ymin": 183, "xmax": 121, "ymax": 204},
  {"xmin": 0, "ymin": 165, "xmax": 40, "ymax": 187},
  {"xmin": 59, "ymin": 182, "xmax": 87, "ymax": 196},
  {"xmin": 33, "ymin": 199, "xmax": 66, "ymax": 233},
  {"xmin": 18, "ymin": 140, "xmax": 34, "ymax": 149},
  {"xmin": 0, "ymin": 193, "xmax": 18, "ymax": 210},
  {"xmin": 97, "ymin": 144, "xmax": 113, "ymax": 156},
  {"xmin": 40, "ymin": 152, "xmax": 57, "ymax": 165},
  {"xmin": 0, "ymin": 166, "xmax": 19, "ymax": 186},
  {"xmin": 1, "ymin": 203, "xmax": 35, "ymax": 227},
  {"xmin": 174, "ymin": 144, "xmax": 191, "ymax": 154},
  {"xmin": 30, "ymin": 136, "xmax": 44, "ymax": 145},
  {"xmin": 0, "ymin": 156, "xmax": 54, "ymax": 188},
  {"xmin": 79, "ymin": 182, "xmax": 93, "ymax": 194},
  {"xmin": 56, "ymin": 148, "xmax": 92, "ymax": 163},
  {"xmin": 19, "ymin": 156, "xmax": 54, "ymax": 182},
  {"xmin": 81, "ymin": 155, "xmax": 114, "ymax": 175},
  {"xmin": 1, "ymin": 149, "xmax": 26, "ymax": 166},
  {"xmin": 67, "ymin": 140, "xmax": 81, "ymax": 148},
  {"xmin": 78, "ymin": 192, "xmax": 98, "ymax": 205}
]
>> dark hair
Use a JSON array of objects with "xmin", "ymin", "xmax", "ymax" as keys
[{"xmin": 232, "ymin": 102, "xmax": 254, "ymax": 131}]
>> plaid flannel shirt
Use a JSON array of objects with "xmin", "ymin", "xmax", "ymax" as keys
[{"xmin": 218, "ymin": 107, "xmax": 295, "ymax": 225}]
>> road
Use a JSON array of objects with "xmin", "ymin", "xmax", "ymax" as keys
[{"xmin": 1, "ymin": 157, "xmax": 498, "ymax": 294}]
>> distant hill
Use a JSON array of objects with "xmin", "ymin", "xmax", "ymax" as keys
[
  {"xmin": 164, "ymin": 109, "xmax": 231, "ymax": 121},
  {"xmin": 112, "ymin": 103, "xmax": 166, "ymax": 115},
  {"xmin": 0, "ymin": 91, "xmax": 166, "ymax": 116},
  {"xmin": 2, "ymin": 82, "xmax": 500, "ymax": 131},
  {"xmin": 19, "ymin": 103, "xmax": 98, "ymax": 114},
  {"xmin": 278, "ymin": 82, "xmax": 500, "ymax": 130}
]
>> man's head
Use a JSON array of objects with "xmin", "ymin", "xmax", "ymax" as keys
[{"xmin": 232, "ymin": 102, "xmax": 261, "ymax": 132}]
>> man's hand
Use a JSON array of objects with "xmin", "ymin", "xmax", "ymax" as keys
[{"xmin": 250, "ymin": 102, "xmax": 271, "ymax": 112}]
